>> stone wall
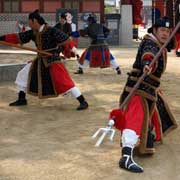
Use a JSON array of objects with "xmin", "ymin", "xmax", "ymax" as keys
[
  {"xmin": 0, "ymin": 13, "xmax": 56, "ymax": 35},
  {"xmin": 0, "ymin": 12, "xmax": 102, "ymax": 47},
  {"xmin": 0, "ymin": 63, "xmax": 25, "ymax": 81}
]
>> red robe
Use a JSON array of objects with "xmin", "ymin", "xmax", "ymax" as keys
[{"xmin": 4, "ymin": 31, "xmax": 75, "ymax": 97}]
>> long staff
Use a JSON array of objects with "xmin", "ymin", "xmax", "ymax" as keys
[{"xmin": 0, "ymin": 40, "xmax": 52, "ymax": 56}]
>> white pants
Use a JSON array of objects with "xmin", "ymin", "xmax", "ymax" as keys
[
  {"xmin": 15, "ymin": 62, "xmax": 82, "ymax": 98},
  {"xmin": 110, "ymin": 59, "xmax": 120, "ymax": 69},
  {"xmin": 15, "ymin": 62, "xmax": 32, "ymax": 92},
  {"xmin": 71, "ymin": 47, "xmax": 78, "ymax": 55},
  {"xmin": 121, "ymin": 129, "xmax": 139, "ymax": 148},
  {"xmin": 65, "ymin": 86, "xmax": 81, "ymax": 98},
  {"xmin": 78, "ymin": 59, "xmax": 119, "ymax": 70}
]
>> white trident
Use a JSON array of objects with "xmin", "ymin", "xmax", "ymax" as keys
[{"xmin": 92, "ymin": 119, "xmax": 115, "ymax": 147}]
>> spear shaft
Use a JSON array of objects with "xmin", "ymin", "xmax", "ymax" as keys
[{"xmin": 0, "ymin": 40, "xmax": 52, "ymax": 56}]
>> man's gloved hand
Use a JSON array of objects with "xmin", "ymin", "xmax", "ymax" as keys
[
  {"xmin": 143, "ymin": 65, "xmax": 152, "ymax": 75},
  {"xmin": 0, "ymin": 35, "xmax": 5, "ymax": 41}
]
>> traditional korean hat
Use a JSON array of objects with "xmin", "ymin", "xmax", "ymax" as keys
[
  {"xmin": 28, "ymin": 9, "xmax": 45, "ymax": 25},
  {"xmin": 87, "ymin": 15, "xmax": 97, "ymax": 23},
  {"xmin": 148, "ymin": 16, "xmax": 171, "ymax": 33},
  {"xmin": 60, "ymin": 13, "xmax": 66, "ymax": 20}
]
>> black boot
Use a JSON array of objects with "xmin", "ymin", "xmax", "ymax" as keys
[
  {"xmin": 74, "ymin": 67, "xmax": 83, "ymax": 74},
  {"xmin": 76, "ymin": 54, "xmax": 80, "ymax": 59},
  {"xmin": 176, "ymin": 51, "xmax": 180, "ymax": 57},
  {"xmin": 9, "ymin": 91, "xmax": 27, "ymax": 106},
  {"xmin": 119, "ymin": 147, "xmax": 143, "ymax": 173},
  {"xmin": 116, "ymin": 67, "xmax": 121, "ymax": 75},
  {"xmin": 76, "ymin": 95, "xmax": 88, "ymax": 110}
]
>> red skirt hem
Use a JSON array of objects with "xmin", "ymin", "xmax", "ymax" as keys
[{"xmin": 50, "ymin": 63, "xmax": 75, "ymax": 94}]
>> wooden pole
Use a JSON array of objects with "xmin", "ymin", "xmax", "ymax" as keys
[
  {"xmin": 152, "ymin": 0, "xmax": 156, "ymax": 24},
  {"xmin": 0, "ymin": 41, "xmax": 52, "ymax": 56},
  {"xmin": 173, "ymin": 0, "xmax": 176, "ymax": 27}
]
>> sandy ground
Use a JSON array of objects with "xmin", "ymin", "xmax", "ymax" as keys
[{"xmin": 0, "ymin": 47, "xmax": 180, "ymax": 180}]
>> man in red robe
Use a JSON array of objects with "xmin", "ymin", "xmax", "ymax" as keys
[
  {"xmin": 110, "ymin": 17, "xmax": 177, "ymax": 173},
  {"xmin": 0, "ymin": 10, "xmax": 88, "ymax": 111}
]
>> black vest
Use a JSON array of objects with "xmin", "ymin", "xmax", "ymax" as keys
[{"xmin": 123, "ymin": 35, "xmax": 167, "ymax": 101}]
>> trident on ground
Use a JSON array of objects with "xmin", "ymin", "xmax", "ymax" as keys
[{"xmin": 92, "ymin": 119, "xmax": 115, "ymax": 147}]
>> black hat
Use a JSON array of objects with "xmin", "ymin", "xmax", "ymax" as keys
[
  {"xmin": 29, "ymin": 9, "xmax": 40, "ymax": 20},
  {"xmin": 148, "ymin": 16, "xmax": 171, "ymax": 33},
  {"xmin": 61, "ymin": 13, "xmax": 66, "ymax": 19},
  {"xmin": 28, "ymin": 9, "xmax": 45, "ymax": 25},
  {"xmin": 87, "ymin": 15, "xmax": 96, "ymax": 23}
]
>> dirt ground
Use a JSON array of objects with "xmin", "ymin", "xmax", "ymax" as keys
[{"xmin": 0, "ymin": 47, "xmax": 180, "ymax": 180}]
